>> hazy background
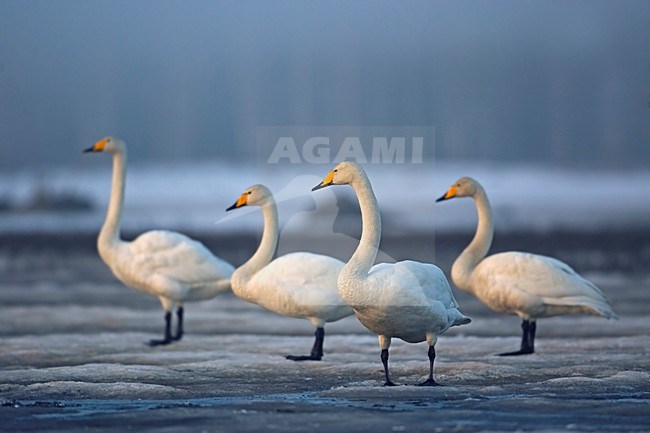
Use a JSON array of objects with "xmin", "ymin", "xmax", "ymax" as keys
[
  {"xmin": 1, "ymin": 0, "xmax": 649, "ymax": 237},
  {"xmin": 1, "ymin": 0, "xmax": 649, "ymax": 170}
]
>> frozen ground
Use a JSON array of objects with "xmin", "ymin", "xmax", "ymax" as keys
[{"xmin": 0, "ymin": 231, "xmax": 649, "ymax": 432}]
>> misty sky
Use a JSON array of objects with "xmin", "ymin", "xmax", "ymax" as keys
[{"xmin": 1, "ymin": 0, "xmax": 649, "ymax": 170}]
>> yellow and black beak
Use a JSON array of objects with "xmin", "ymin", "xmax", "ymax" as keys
[
  {"xmin": 312, "ymin": 170, "xmax": 335, "ymax": 191},
  {"xmin": 83, "ymin": 138, "xmax": 107, "ymax": 153},
  {"xmin": 226, "ymin": 193, "xmax": 248, "ymax": 211},
  {"xmin": 436, "ymin": 185, "xmax": 458, "ymax": 202}
]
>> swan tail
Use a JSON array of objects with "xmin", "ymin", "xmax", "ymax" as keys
[
  {"xmin": 450, "ymin": 309, "xmax": 472, "ymax": 326},
  {"xmin": 215, "ymin": 278, "xmax": 232, "ymax": 292},
  {"xmin": 542, "ymin": 296, "xmax": 619, "ymax": 319}
]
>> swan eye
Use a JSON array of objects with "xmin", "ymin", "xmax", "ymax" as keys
[
  {"xmin": 333, "ymin": 169, "xmax": 338, "ymax": 173},
  {"xmin": 247, "ymin": 191, "xmax": 252, "ymax": 195}
]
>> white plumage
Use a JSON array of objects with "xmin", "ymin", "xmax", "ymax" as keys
[
  {"xmin": 244, "ymin": 253, "xmax": 349, "ymax": 325},
  {"xmin": 313, "ymin": 162, "xmax": 470, "ymax": 386},
  {"xmin": 349, "ymin": 261, "xmax": 469, "ymax": 344},
  {"xmin": 85, "ymin": 137, "xmax": 234, "ymax": 345},
  {"xmin": 106, "ymin": 230, "xmax": 234, "ymax": 304},
  {"xmin": 227, "ymin": 184, "xmax": 353, "ymax": 360},
  {"xmin": 470, "ymin": 252, "xmax": 617, "ymax": 319},
  {"xmin": 437, "ymin": 176, "xmax": 618, "ymax": 355}
]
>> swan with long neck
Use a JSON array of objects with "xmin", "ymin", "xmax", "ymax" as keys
[
  {"xmin": 226, "ymin": 184, "xmax": 353, "ymax": 361},
  {"xmin": 313, "ymin": 162, "xmax": 470, "ymax": 386},
  {"xmin": 437, "ymin": 177, "xmax": 618, "ymax": 355},
  {"xmin": 84, "ymin": 137, "xmax": 234, "ymax": 345}
]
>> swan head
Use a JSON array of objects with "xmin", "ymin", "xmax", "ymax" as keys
[
  {"xmin": 83, "ymin": 137, "xmax": 125, "ymax": 154},
  {"xmin": 436, "ymin": 177, "xmax": 480, "ymax": 202},
  {"xmin": 312, "ymin": 161, "xmax": 363, "ymax": 191},
  {"xmin": 226, "ymin": 184, "xmax": 273, "ymax": 211}
]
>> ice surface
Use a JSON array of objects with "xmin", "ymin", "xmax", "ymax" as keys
[
  {"xmin": 1, "ymin": 331, "xmax": 648, "ymax": 432},
  {"xmin": 1, "ymin": 281, "xmax": 648, "ymax": 432},
  {"xmin": 0, "ymin": 228, "xmax": 648, "ymax": 431}
]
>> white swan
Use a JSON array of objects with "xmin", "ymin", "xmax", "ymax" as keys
[
  {"xmin": 436, "ymin": 177, "xmax": 618, "ymax": 355},
  {"xmin": 313, "ymin": 162, "xmax": 470, "ymax": 386},
  {"xmin": 226, "ymin": 184, "xmax": 353, "ymax": 360},
  {"xmin": 84, "ymin": 137, "xmax": 234, "ymax": 345}
]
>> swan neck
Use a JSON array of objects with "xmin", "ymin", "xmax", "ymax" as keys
[
  {"xmin": 346, "ymin": 173, "xmax": 381, "ymax": 276},
  {"xmin": 99, "ymin": 150, "xmax": 126, "ymax": 251},
  {"xmin": 452, "ymin": 187, "xmax": 493, "ymax": 290},
  {"xmin": 239, "ymin": 198, "xmax": 279, "ymax": 278}
]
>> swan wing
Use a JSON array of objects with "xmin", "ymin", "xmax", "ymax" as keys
[
  {"xmin": 363, "ymin": 261, "xmax": 470, "ymax": 327},
  {"xmin": 476, "ymin": 252, "xmax": 617, "ymax": 318},
  {"xmin": 128, "ymin": 230, "xmax": 234, "ymax": 287},
  {"xmin": 252, "ymin": 253, "xmax": 343, "ymax": 292},
  {"xmin": 368, "ymin": 261, "xmax": 458, "ymax": 307},
  {"xmin": 349, "ymin": 261, "xmax": 469, "ymax": 338},
  {"xmin": 246, "ymin": 252, "xmax": 351, "ymax": 320},
  {"xmin": 250, "ymin": 252, "xmax": 345, "ymax": 304}
]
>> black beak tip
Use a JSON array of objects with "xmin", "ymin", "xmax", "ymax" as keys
[
  {"xmin": 225, "ymin": 203, "xmax": 237, "ymax": 212},
  {"xmin": 435, "ymin": 195, "xmax": 447, "ymax": 203},
  {"xmin": 83, "ymin": 146, "xmax": 95, "ymax": 153},
  {"xmin": 311, "ymin": 183, "xmax": 327, "ymax": 191}
]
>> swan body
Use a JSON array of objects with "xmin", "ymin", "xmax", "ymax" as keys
[
  {"xmin": 343, "ymin": 260, "xmax": 469, "ymax": 343},
  {"xmin": 227, "ymin": 184, "xmax": 353, "ymax": 360},
  {"xmin": 464, "ymin": 252, "xmax": 616, "ymax": 319},
  {"xmin": 313, "ymin": 162, "xmax": 470, "ymax": 385},
  {"xmin": 101, "ymin": 230, "xmax": 234, "ymax": 304},
  {"xmin": 234, "ymin": 252, "xmax": 349, "ymax": 327},
  {"xmin": 437, "ymin": 177, "xmax": 618, "ymax": 355},
  {"xmin": 84, "ymin": 137, "xmax": 234, "ymax": 345}
]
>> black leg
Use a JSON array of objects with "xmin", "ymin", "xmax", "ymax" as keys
[
  {"xmin": 286, "ymin": 327, "xmax": 324, "ymax": 361},
  {"xmin": 527, "ymin": 320, "xmax": 536, "ymax": 353},
  {"xmin": 310, "ymin": 327, "xmax": 324, "ymax": 358},
  {"xmin": 499, "ymin": 319, "xmax": 535, "ymax": 356},
  {"xmin": 381, "ymin": 348, "xmax": 397, "ymax": 386},
  {"xmin": 172, "ymin": 307, "xmax": 184, "ymax": 341},
  {"xmin": 149, "ymin": 311, "xmax": 173, "ymax": 346},
  {"xmin": 417, "ymin": 345, "xmax": 440, "ymax": 386}
]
